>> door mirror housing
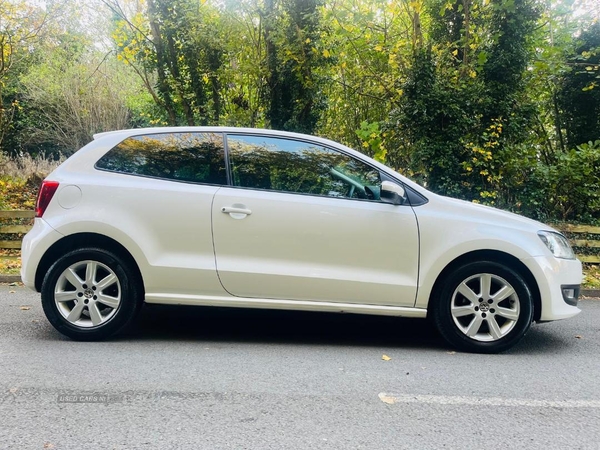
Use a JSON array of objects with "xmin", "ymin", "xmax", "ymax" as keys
[{"xmin": 380, "ymin": 181, "xmax": 406, "ymax": 206}]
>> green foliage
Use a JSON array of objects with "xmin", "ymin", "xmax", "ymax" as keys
[
  {"xmin": 110, "ymin": 0, "xmax": 227, "ymax": 125},
  {"xmin": 20, "ymin": 44, "xmax": 143, "ymax": 154},
  {"xmin": 355, "ymin": 121, "xmax": 386, "ymax": 162},
  {"xmin": 318, "ymin": 0, "xmax": 410, "ymax": 149},
  {"xmin": 523, "ymin": 140, "xmax": 600, "ymax": 222},
  {"xmin": 0, "ymin": 0, "xmax": 599, "ymax": 224},
  {"xmin": 386, "ymin": 0, "xmax": 542, "ymax": 205},
  {"xmin": 0, "ymin": 152, "xmax": 62, "ymax": 209},
  {"xmin": 263, "ymin": 0, "xmax": 326, "ymax": 133},
  {"xmin": 558, "ymin": 22, "xmax": 600, "ymax": 148},
  {"xmin": 584, "ymin": 265, "xmax": 600, "ymax": 289}
]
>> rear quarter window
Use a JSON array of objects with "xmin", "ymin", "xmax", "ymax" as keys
[{"xmin": 95, "ymin": 132, "xmax": 227, "ymax": 185}]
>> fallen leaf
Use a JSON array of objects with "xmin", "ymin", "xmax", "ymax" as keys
[
  {"xmin": 31, "ymin": 320, "xmax": 39, "ymax": 323},
  {"xmin": 575, "ymin": 335, "xmax": 583, "ymax": 339},
  {"xmin": 9, "ymin": 290, "xmax": 15, "ymax": 294},
  {"xmin": 447, "ymin": 351, "xmax": 456, "ymax": 355},
  {"xmin": 43, "ymin": 443, "xmax": 55, "ymax": 449},
  {"xmin": 378, "ymin": 393, "xmax": 396, "ymax": 404},
  {"xmin": 382, "ymin": 354, "xmax": 391, "ymax": 361},
  {"xmin": 19, "ymin": 306, "xmax": 30, "ymax": 311}
]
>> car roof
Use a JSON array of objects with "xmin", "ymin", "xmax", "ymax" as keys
[{"xmin": 93, "ymin": 127, "xmax": 336, "ymax": 145}]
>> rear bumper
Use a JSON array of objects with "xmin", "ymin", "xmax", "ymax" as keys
[{"xmin": 20, "ymin": 218, "xmax": 64, "ymax": 291}]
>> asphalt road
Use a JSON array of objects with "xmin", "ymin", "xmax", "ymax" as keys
[{"xmin": 1, "ymin": 284, "xmax": 599, "ymax": 449}]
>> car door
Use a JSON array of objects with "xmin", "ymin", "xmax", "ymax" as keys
[
  {"xmin": 93, "ymin": 131, "xmax": 229, "ymax": 298},
  {"xmin": 211, "ymin": 134, "xmax": 419, "ymax": 307}
]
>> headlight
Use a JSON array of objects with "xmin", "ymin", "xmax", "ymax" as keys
[{"xmin": 537, "ymin": 231, "xmax": 575, "ymax": 259}]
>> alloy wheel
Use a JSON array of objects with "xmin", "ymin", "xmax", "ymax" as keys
[
  {"xmin": 53, "ymin": 260, "xmax": 121, "ymax": 328},
  {"xmin": 450, "ymin": 273, "xmax": 520, "ymax": 342}
]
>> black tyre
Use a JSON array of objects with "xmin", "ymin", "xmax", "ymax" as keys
[
  {"xmin": 431, "ymin": 261, "xmax": 533, "ymax": 353},
  {"xmin": 41, "ymin": 247, "xmax": 143, "ymax": 340}
]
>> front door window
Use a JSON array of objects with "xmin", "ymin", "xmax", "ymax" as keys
[{"xmin": 227, "ymin": 135, "xmax": 382, "ymax": 200}]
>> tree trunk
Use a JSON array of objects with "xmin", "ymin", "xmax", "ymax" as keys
[{"xmin": 147, "ymin": 0, "xmax": 177, "ymax": 125}]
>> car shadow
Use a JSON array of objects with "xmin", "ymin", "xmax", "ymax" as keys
[
  {"xmin": 115, "ymin": 304, "xmax": 578, "ymax": 355},
  {"xmin": 508, "ymin": 322, "xmax": 578, "ymax": 355},
  {"xmin": 121, "ymin": 304, "xmax": 447, "ymax": 351}
]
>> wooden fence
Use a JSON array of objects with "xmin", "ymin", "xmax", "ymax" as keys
[
  {"xmin": 0, "ymin": 210, "xmax": 34, "ymax": 262},
  {"xmin": 1, "ymin": 209, "xmax": 599, "ymax": 264}
]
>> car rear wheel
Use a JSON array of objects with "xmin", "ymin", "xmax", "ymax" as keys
[
  {"xmin": 432, "ymin": 261, "xmax": 534, "ymax": 353},
  {"xmin": 41, "ymin": 248, "xmax": 142, "ymax": 340}
]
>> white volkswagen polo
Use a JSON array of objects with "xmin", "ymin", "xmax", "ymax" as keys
[{"xmin": 20, "ymin": 127, "xmax": 582, "ymax": 352}]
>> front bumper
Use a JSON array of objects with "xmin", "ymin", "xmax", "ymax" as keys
[
  {"xmin": 561, "ymin": 284, "xmax": 580, "ymax": 306},
  {"xmin": 522, "ymin": 255, "xmax": 582, "ymax": 321}
]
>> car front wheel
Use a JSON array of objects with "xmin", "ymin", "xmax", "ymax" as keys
[
  {"xmin": 41, "ymin": 248, "xmax": 142, "ymax": 340},
  {"xmin": 432, "ymin": 261, "xmax": 534, "ymax": 353}
]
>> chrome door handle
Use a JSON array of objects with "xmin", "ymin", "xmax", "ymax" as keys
[{"xmin": 221, "ymin": 206, "xmax": 252, "ymax": 216}]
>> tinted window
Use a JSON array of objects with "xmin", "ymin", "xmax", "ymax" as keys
[
  {"xmin": 96, "ymin": 132, "xmax": 227, "ymax": 185},
  {"xmin": 227, "ymin": 135, "xmax": 381, "ymax": 200}
]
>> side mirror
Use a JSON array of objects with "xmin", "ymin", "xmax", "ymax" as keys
[{"xmin": 380, "ymin": 181, "xmax": 406, "ymax": 206}]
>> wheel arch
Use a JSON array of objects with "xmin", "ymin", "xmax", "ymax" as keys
[
  {"xmin": 427, "ymin": 250, "xmax": 542, "ymax": 322},
  {"xmin": 35, "ymin": 233, "xmax": 145, "ymax": 295}
]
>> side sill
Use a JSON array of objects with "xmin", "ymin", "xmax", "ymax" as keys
[{"xmin": 145, "ymin": 294, "xmax": 428, "ymax": 318}]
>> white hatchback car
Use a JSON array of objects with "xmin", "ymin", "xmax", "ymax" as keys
[{"xmin": 21, "ymin": 127, "xmax": 582, "ymax": 352}]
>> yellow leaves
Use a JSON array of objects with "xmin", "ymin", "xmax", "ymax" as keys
[
  {"xmin": 305, "ymin": 38, "xmax": 311, "ymax": 44},
  {"xmin": 0, "ymin": 174, "xmax": 37, "ymax": 210},
  {"xmin": 382, "ymin": 354, "xmax": 391, "ymax": 361},
  {"xmin": 409, "ymin": 0, "xmax": 424, "ymax": 14},
  {"xmin": 374, "ymin": 44, "xmax": 383, "ymax": 52},
  {"xmin": 388, "ymin": 52, "xmax": 399, "ymax": 70},
  {"xmin": 479, "ymin": 191, "xmax": 497, "ymax": 200},
  {"xmin": 0, "ymin": 256, "xmax": 21, "ymax": 275},
  {"xmin": 0, "ymin": 0, "xmax": 39, "ymax": 75},
  {"xmin": 452, "ymin": 49, "xmax": 458, "ymax": 57},
  {"xmin": 322, "ymin": 49, "xmax": 330, "ymax": 58}
]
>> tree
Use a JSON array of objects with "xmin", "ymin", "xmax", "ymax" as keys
[
  {"xmin": 387, "ymin": 0, "xmax": 540, "ymax": 203},
  {"xmin": 319, "ymin": 0, "xmax": 417, "ymax": 153},
  {"xmin": 558, "ymin": 22, "xmax": 600, "ymax": 148},
  {"xmin": 263, "ymin": 0, "xmax": 325, "ymax": 133},
  {"xmin": 21, "ymin": 46, "xmax": 138, "ymax": 153},
  {"xmin": 0, "ymin": 0, "xmax": 50, "ymax": 152},
  {"xmin": 106, "ymin": 0, "xmax": 227, "ymax": 125}
]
